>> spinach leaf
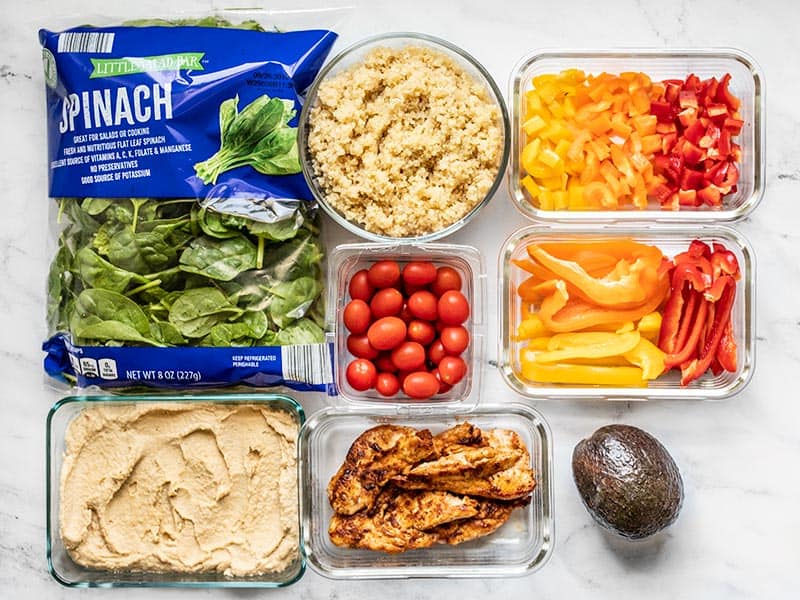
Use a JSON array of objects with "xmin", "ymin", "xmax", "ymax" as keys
[
  {"xmin": 268, "ymin": 276, "xmax": 321, "ymax": 329},
  {"xmin": 179, "ymin": 234, "xmax": 256, "ymax": 281},
  {"xmin": 272, "ymin": 318, "xmax": 325, "ymax": 345},
  {"xmin": 168, "ymin": 287, "xmax": 243, "ymax": 338},
  {"xmin": 70, "ymin": 289, "xmax": 162, "ymax": 346},
  {"xmin": 76, "ymin": 247, "xmax": 148, "ymax": 293},
  {"xmin": 106, "ymin": 228, "xmax": 178, "ymax": 274}
]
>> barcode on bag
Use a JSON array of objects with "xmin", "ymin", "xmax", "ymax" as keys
[
  {"xmin": 57, "ymin": 32, "xmax": 115, "ymax": 53},
  {"xmin": 281, "ymin": 344, "xmax": 333, "ymax": 386}
]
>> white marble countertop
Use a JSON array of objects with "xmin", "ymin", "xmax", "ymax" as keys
[{"xmin": 2, "ymin": 0, "xmax": 799, "ymax": 597}]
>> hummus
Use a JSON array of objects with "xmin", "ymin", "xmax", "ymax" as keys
[{"xmin": 59, "ymin": 403, "xmax": 299, "ymax": 577}]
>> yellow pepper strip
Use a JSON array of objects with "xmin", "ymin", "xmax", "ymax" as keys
[
  {"xmin": 636, "ymin": 312, "xmax": 663, "ymax": 342},
  {"xmin": 516, "ymin": 315, "xmax": 548, "ymax": 340},
  {"xmin": 561, "ymin": 356, "xmax": 632, "ymax": 367},
  {"xmin": 532, "ymin": 331, "xmax": 641, "ymax": 363},
  {"xmin": 521, "ymin": 362, "xmax": 646, "ymax": 386},
  {"xmin": 623, "ymin": 338, "xmax": 666, "ymax": 380}
]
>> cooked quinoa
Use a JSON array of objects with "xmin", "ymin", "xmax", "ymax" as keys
[{"xmin": 307, "ymin": 45, "xmax": 504, "ymax": 237}]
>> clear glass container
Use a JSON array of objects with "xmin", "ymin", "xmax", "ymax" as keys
[
  {"xmin": 327, "ymin": 242, "xmax": 486, "ymax": 407},
  {"xmin": 298, "ymin": 32, "xmax": 511, "ymax": 242},
  {"xmin": 47, "ymin": 394, "xmax": 305, "ymax": 588},
  {"xmin": 499, "ymin": 224, "xmax": 755, "ymax": 400},
  {"xmin": 509, "ymin": 48, "xmax": 765, "ymax": 222},
  {"xmin": 298, "ymin": 403, "xmax": 554, "ymax": 579}
]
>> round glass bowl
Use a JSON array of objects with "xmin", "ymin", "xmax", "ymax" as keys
[{"xmin": 298, "ymin": 32, "xmax": 510, "ymax": 243}]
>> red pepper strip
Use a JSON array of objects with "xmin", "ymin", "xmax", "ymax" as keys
[
  {"xmin": 716, "ymin": 319, "xmax": 737, "ymax": 372},
  {"xmin": 664, "ymin": 296, "xmax": 708, "ymax": 369},
  {"xmin": 711, "ymin": 248, "xmax": 740, "ymax": 281},
  {"xmin": 658, "ymin": 264, "xmax": 708, "ymax": 353},
  {"xmin": 688, "ymin": 239, "xmax": 711, "ymax": 258},
  {"xmin": 680, "ymin": 275, "xmax": 736, "ymax": 385},
  {"xmin": 673, "ymin": 290, "xmax": 699, "ymax": 351},
  {"xmin": 704, "ymin": 275, "xmax": 733, "ymax": 302}
]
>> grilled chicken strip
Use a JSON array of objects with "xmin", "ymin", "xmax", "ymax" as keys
[
  {"xmin": 433, "ymin": 496, "xmax": 532, "ymax": 546},
  {"xmin": 432, "ymin": 422, "xmax": 485, "ymax": 455},
  {"xmin": 327, "ymin": 425, "xmax": 436, "ymax": 515},
  {"xmin": 392, "ymin": 428, "xmax": 535, "ymax": 501},
  {"xmin": 329, "ymin": 488, "xmax": 479, "ymax": 553}
]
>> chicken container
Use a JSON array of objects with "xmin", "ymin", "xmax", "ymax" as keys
[
  {"xmin": 298, "ymin": 402, "xmax": 554, "ymax": 578},
  {"xmin": 500, "ymin": 223, "xmax": 755, "ymax": 400},
  {"xmin": 509, "ymin": 49, "xmax": 765, "ymax": 222},
  {"xmin": 327, "ymin": 242, "xmax": 486, "ymax": 408},
  {"xmin": 47, "ymin": 394, "xmax": 305, "ymax": 588}
]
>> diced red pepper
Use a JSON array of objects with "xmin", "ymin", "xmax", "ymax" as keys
[
  {"xmin": 716, "ymin": 73, "xmax": 741, "ymax": 111},
  {"xmin": 650, "ymin": 100, "xmax": 675, "ymax": 122},
  {"xmin": 684, "ymin": 120, "xmax": 706, "ymax": 145},
  {"xmin": 678, "ymin": 107, "xmax": 698, "ymax": 127},
  {"xmin": 723, "ymin": 118, "xmax": 744, "ymax": 134},
  {"xmin": 707, "ymin": 103, "xmax": 729, "ymax": 118},
  {"xmin": 678, "ymin": 189, "xmax": 699, "ymax": 206},
  {"xmin": 680, "ymin": 168, "xmax": 705, "ymax": 190},
  {"xmin": 682, "ymin": 140, "xmax": 705, "ymax": 165}
]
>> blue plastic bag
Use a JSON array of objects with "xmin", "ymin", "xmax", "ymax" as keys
[{"xmin": 41, "ymin": 19, "xmax": 337, "ymax": 391}]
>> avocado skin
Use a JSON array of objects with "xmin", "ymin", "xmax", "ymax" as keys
[{"xmin": 572, "ymin": 424, "xmax": 683, "ymax": 540}]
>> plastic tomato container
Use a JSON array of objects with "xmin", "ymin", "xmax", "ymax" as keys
[
  {"xmin": 298, "ymin": 403, "xmax": 554, "ymax": 579},
  {"xmin": 499, "ymin": 224, "xmax": 755, "ymax": 400},
  {"xmin": 509, "ymin": 48, "xmax": 765, "ymax": 222},
  {"xmin": 47, "ymin": 394, "xmax": 305, "ymax": 588},
  {"xmin": 327, "ymin": 242, "xmax": 486, "ymax": 407}
]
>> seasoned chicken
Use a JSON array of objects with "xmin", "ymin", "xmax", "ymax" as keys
[
  {"xmin": 327, "ymin": 425, "xmax": 436, "ymax": 515},
  {"xmin": 433, "ymin": 496, "xmax": 531, "ymax": 546},
  {"xmin": 329, "ymin": 488, "xmax": 479, "ymax": 553},
  {"xmin": 392, "ymin": 428, "xmax": 535, "ymax": 500},
  {"xmin": 404, "ymin": 446, "xmax": 520, "ymax": 479},
  {"xmin": 432, "ymin": 422, "xmax": 485, "ymax": 455}
]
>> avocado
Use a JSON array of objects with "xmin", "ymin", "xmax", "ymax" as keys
[{"xmin": 572, "ymin": 424, "xmax": 683, "ymax": 539}]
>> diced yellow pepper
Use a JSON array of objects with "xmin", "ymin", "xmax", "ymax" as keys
[
  {"xmin": 521, "ymin": 175, "xmax": 539, "ymax": 199},
  {"xmin": 523, "ymin": 114, "xmax": 547, "ymax": 135},
  {"xmin": 539, "ymin": 148, "xmax": 562, "ymax": 168},
  {"xmin": 552, "ymin": 190, "xmax": 568, "ymax": 210}
]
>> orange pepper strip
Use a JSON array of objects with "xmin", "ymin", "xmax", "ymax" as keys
[
  {"xmin": 538, "ymin": 276, "xmax": 669, "ymax": 333},
  {"xmin": 527, "ymin": 244, "xmax": 661, "ymax": 307}
]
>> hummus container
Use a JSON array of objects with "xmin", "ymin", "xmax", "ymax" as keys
[
  {"xmin": 499, "ymin": 224, "xmax": 755, "ymax": 400},
  {"xmin": 46, "ymin": 394, "xmax": 305, "ymax": 588},
  {"xmin": 327, "ymin": 242, "xmax": 486, "ymax": 408},
  {"xmin": 509, "ymin": 48, "xmax": 765, "ymax": 222},
  {"xmin": 298, "ymin": 32, "xmax": 510, "ymax": 243},
  {"xmin": 298, "ymin": 403, "xmax": 554, "ymax": 578}
]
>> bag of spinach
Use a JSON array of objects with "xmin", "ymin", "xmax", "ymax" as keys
[{"xmin": 40, "ymin": 10, "xmax": 342, "ymax": 391}]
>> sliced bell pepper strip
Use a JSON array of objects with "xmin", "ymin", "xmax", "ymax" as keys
[
  {"xmin": 527, "ymin": 244, "xmax": 661, "ymax": 307},
  {"xmin": 716, "ymin": 319, "xmax": 737, "ymax": 372},
  {"xmin": 664, "ymin": 296, "xmax": 708, "ymax": 369},
  {"xmin": 679, "ymin": 275, "xmax": 736, "ymax": 385},
  {"xmin": 532, "ymin": 331, "xmax": 641, "ymax": 363},
  {"xmin": 521, "ymin": 362, "xmax": 646, "ymax": 386},
  {"xmin": 623, "ymin": 338, "xmax": 666, "ymax": 380}
]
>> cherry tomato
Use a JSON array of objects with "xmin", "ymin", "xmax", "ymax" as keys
[
  {"xmin": 402, "ymin": 261, "xmax": 437, "ymax": 287},
  {"xmin": 343, "ymin": 299, "xmax": 370, "ymax": 334},
  {"xmin": 375, "ymin": 372, "xmax": 400, "ymax": 397},
  {"xmin": 367, "ymin": 316, "xmax": 407, "ymax": 351},
  {"xmin": 398, "ymin": 304, "xmax": 414, "ymax": 323},
  {"xmin": 347, "ymin": 334, "xmax": 379, "ymax": 360},
  {"xmin": 346, "ymin": 359, "xmax": 377, "ymax": 391},
  {"xmin": 407, "ymin": 320, "xmax": 435, "ymax": 346},
  {"xmin": 369, "ymin": 288, "xmax": 404, "ymax": 318},
  {"xmin": 348, "ymin": 269, "xmax": 374, "ymax": 302},
  {"xmin": 438, "ymin": 356, "xmax": 467, "ymax": 385},
  {"xmin": 375, "ymin": 352, "xmax": 397, "ymax": 373},
  {"xmin": 431, "ymin": 368, "xmax": 453, "ymax": 394},
  {"xmin": 367, "ymin": 260, "xmax": 401, "ymax": 289},
  {"xmin": 407, "ymin": 290, "xmax": 438, "ymax": 321},
  {"xmin": 437, "ymin": 290, "xmax": 469, "ymax": 325},
  {"xmin": 428, "ymin": 339, "xmax": 447, "ymax": 365},
  {"xmin": 431, "ymin": 266, "xmax": 462, "ymax": 296},
  {"xmin": 402, "ymin": 371, "xmax": 440, "ymax": 399},
  {"xmin": 391, "ymin": 341, "xmax": 426, "ymax": 371},
  {"xmin": 440, "ymin": 326, "xmax": 470, "ymax": 355}
]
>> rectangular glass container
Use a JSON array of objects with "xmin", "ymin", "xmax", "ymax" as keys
[
  {"xmin": 47, "ymin": 394, "xmax": 305, "ymax": 588},
  {"xmin": 509, "ymin": 48, "xmax": 765, "ymax": 222},
  {"xmin": 326, "ymin": 243, "xmax": 486, "ymax": 408},
  {"xmin": 499, "ymin": 224, "xmax": 755, "ymax": 400},
  {"xmin": 298, "ymin": 403, "xmax": 554, "ymax": 578}
]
